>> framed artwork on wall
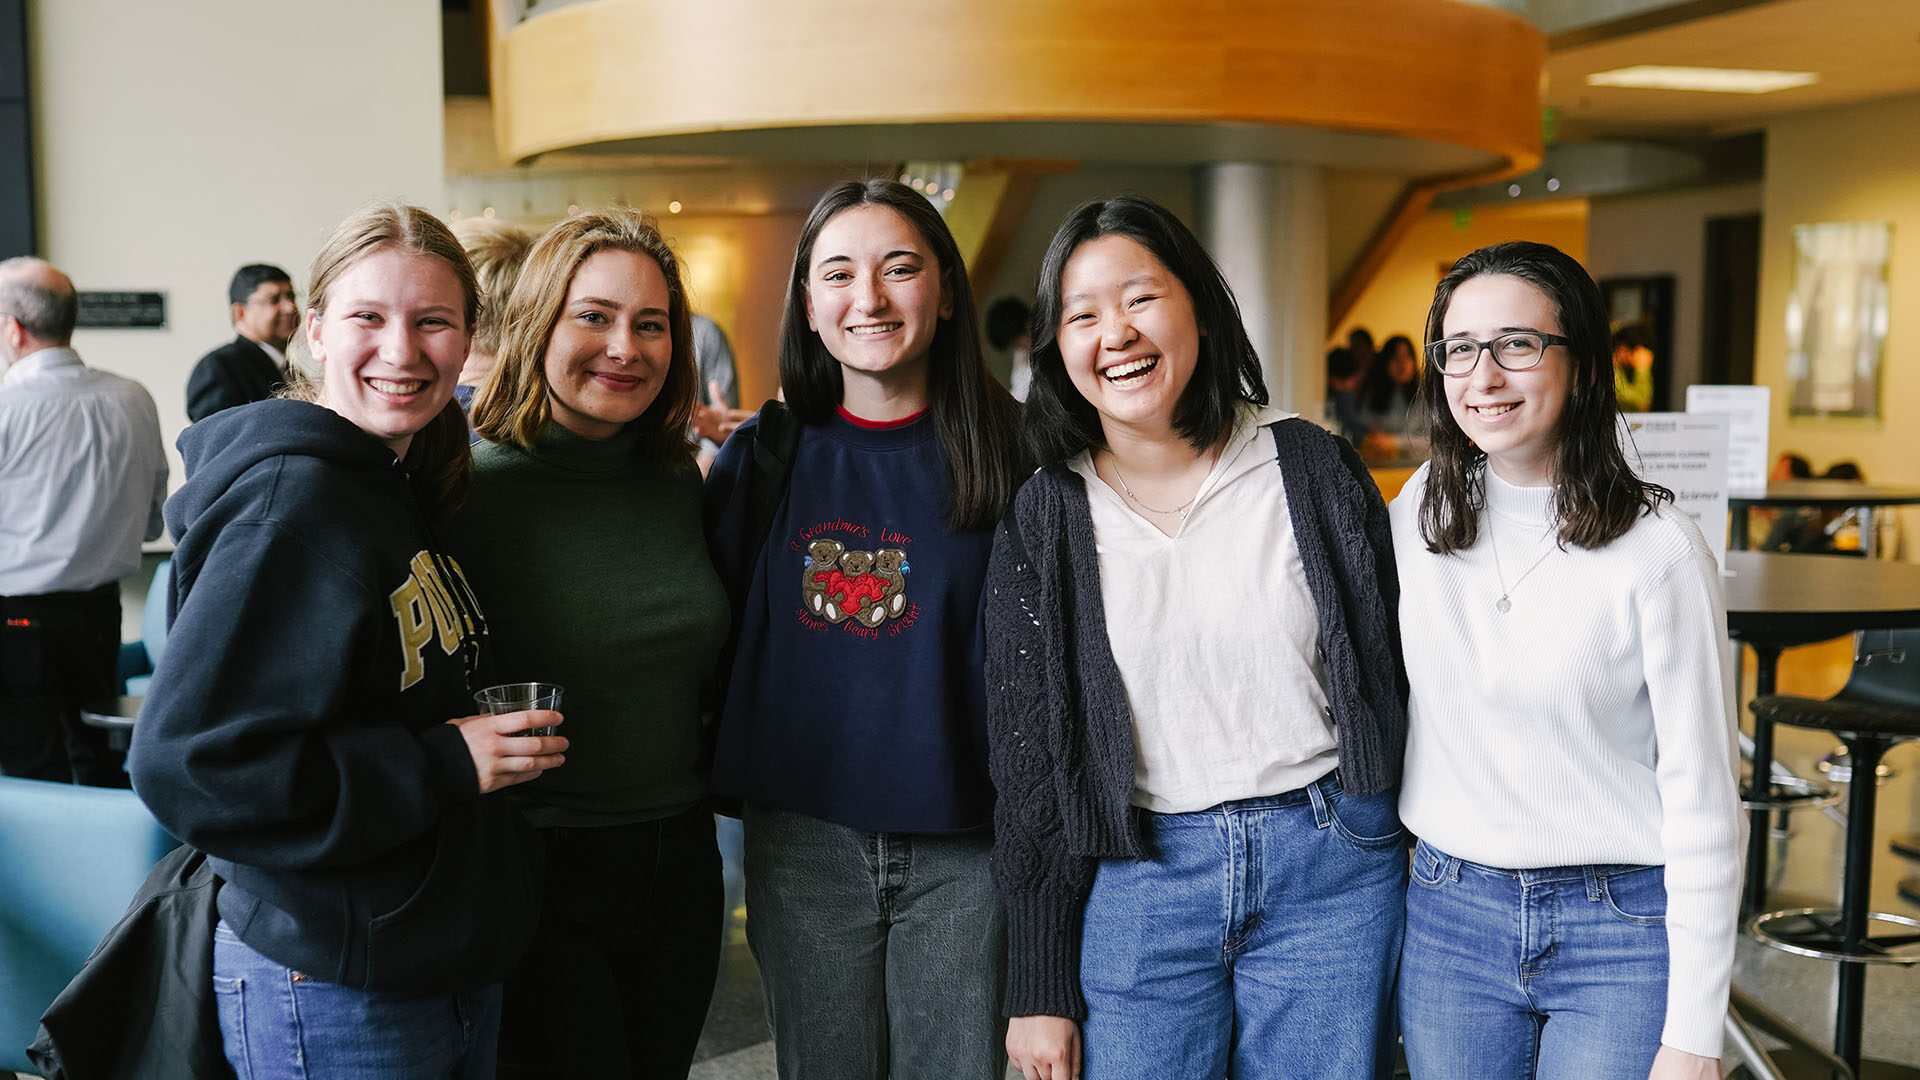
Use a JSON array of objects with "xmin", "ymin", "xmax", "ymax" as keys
[
  {"xmin": 1786, "ymin": 221, "xmax": 1891, "ymax": 418},
  {"xmin": 1599, "ymin": 275, "xmax": 1675, "ymax": 413}
]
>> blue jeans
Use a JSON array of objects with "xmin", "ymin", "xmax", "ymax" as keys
[
  {"xmin": 213, "ymin": 920, "xmax": 502, "ymax": 1080},
  {"xmin": 1398, "ymin": 840, "xmax": 1670, "ymax": 1080},
  {"xmin": 742, "ymin": 801, "xmax": 1008, "ymax": 1080},
  {"xmin": 1078, "ymin": 774, "xmax": 1406, "ymax": 1080}
]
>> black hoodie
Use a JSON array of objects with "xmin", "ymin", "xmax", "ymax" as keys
[{"xmin": 128, "ymin": 399, "xmax": 539, "ymax": 991}]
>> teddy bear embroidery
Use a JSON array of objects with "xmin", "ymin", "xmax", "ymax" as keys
[{"xmin": 802, "ymin": 542, "xmax": 910, "ymax": 626}]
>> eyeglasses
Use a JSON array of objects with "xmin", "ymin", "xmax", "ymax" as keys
[{"xmin": 1424, "ymin": 331, "xmax": 1571, "ymax": 377}]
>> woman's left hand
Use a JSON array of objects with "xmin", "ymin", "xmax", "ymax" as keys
[{"xmin": 1649, "ymin": 1046, "xmax": 1720, "ymax": 1080}]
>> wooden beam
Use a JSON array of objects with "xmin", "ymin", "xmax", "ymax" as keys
[{"xmin": 490, "ymin": 0, "xmax": 1545, "ymax": 174}]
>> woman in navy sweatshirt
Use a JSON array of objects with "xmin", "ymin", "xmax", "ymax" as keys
[
  {"xmin": 129, "ymin": 203, "xmax": 564, "ymax": 1080},
  {"xmin": 704, "ymin": 178, "xmax": 1024, "ymax": 1079}
]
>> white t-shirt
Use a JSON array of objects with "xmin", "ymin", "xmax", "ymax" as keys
[{"xmin": 1069, "ymin": 405, "xmax": 1338, "ymax": 813}]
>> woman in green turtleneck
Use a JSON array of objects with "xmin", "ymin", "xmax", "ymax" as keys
[{"xmin": 449, "ymin": 207, "xmax": 729, "ymax": 1080}]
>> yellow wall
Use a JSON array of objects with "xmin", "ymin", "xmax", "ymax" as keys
[
  {"xmin": 1333, "ymin": 199, "xmax": 1590, "ymax": 347},
  {"xmin": 664, "ymin": 214, "xmax": 804, "ymax": 407},
  {"xmin": 32, "ymin": 0, "xmax": 446, "ymax": 497},
  {"xmin": 1759, "ymin": 92, "xmax": 1920, "ymax": 557}
]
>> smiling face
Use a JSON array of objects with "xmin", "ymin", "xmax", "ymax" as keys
[
  {"xmin": 306, "ymin": 247, "xmax": 470, "ymax": 458},
  {"xmin": 804, "ymin": 204, "xmax": 951, "ymax": 389},
  {"xmin": 1439, "ymin": 273, "xmax": 1572, "ymax": 486},
  {"xmin": 1054, "ymin": 234, "xmax": 1202, "ymax": 440},
  {"xmin": 543, "ymin": 248, "xmax": 674, "ymax": 440}
]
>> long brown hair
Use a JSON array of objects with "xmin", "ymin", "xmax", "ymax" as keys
[
  {"xmin": 1417, "ymin": 241, "xmax": 1671, "ymax": 554},
  {"xmin": 777, "ymin": 179, "xmax": 1022, "ymax": 531},
  {"xmin": 288, "ymin": 202, "xmax": 479, "ymax": 517},
  {"xmin": 471, "ymin": 207, "xmax": 696, "ymax": 467}
]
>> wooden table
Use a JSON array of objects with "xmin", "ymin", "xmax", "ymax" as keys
[{"xmin": 1724, "ymin": 551, "xmax": 1920, "ymax": 916}]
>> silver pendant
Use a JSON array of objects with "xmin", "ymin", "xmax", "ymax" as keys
[{"xmin": 1496, "ymin": 595, "xmax": 1512, "ymax": 614}]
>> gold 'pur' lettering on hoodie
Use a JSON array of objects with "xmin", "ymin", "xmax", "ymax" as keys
[{"xmin": 388, "ymin": 552, "xmax": 482, "ymax": 691}]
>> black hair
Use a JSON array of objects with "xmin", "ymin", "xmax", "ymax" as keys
[
  {"xmin": 1417, "ymin": 240, "xmax": 1671, "ymax": 554},
  {"xmin": 1347, "ymin": 327, "xmax": 1375, "ymax": 352},
  {"xmin": 1326, "ymin": 346, "xmax": 1359, "ymax": 381},
  {"xmin": 1360, "ymin": 334, "xmax": 1419, "ymax": 413},
  {"xmin": 1823, "ymin": 461, "xmax": 1863, "ymax": 481},
  {"xmin": 985, "ymin": 296, "xmax": 1031, "ymax": 351},
  {"xmin": 1611, "ymin": 322, "xmax": 1655, "ymax": 353},
  {"xmin": 229, "ymin": 263, "xmax": 292, "ymax": 306},
  {"xmin": 1022, "ymin": 195, "xmax": 1267, "ymax": 466},
  {"xmin": 777, "ymin": 178, "xmax": 1023, "ymax": 531}
]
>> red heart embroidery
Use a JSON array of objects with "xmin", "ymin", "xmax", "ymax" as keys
[{"xmin": 812, "ymin": 569, "xmax": 888, "ymax": 613}]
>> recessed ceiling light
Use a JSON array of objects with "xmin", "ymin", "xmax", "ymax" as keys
[{"xmin": 1586, "ymin": 65, "xmax": 1818, "ymax": 94}]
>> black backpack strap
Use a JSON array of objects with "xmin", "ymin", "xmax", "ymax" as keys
[
  {"xmin": 705, "ymin": 402, "xmax": 803, "ymax": 796},
  {"xmin": 744, "ymin": 400, "xmax": 801, "ymax": 565}
]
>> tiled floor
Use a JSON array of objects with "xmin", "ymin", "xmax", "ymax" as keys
[{"xmin": 689, "ymin": 638, "xmax": 1920, "ymax": 1079}]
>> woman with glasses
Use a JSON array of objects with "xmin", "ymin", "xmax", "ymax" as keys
[
  {"xmin": 1391, "ymin": 241, "xmax": 1741, "ymax": 1080},
  {"xmin": 986, "ymin": 195, "xmax": 1408, "ymax": 1080}
]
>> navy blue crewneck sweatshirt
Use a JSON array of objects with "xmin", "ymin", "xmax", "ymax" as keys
[{"xmin": 707, "ymin": 406, "xmax": 995, "ymax": 833}]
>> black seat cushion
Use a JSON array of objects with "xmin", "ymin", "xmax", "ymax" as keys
[{"xmin": 1752, "ymin": 693, "xmax": 1920, "ymax": 739}]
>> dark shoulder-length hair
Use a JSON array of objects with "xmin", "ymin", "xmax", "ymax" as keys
[
  {"xmin": 1418, "ymin": 240, "xmax": 1671, "ymax": 554},
  {"xmin": 1022, "ymin": 195, "xmax": 1268, "ymax": 466},
  {"xmin": 778, "ymin": 178, "xmax": 1022, "ymax": 532},
  {"xmin": 1360, "ymin": 333, "xmax": 1418, "ymax": 413}
]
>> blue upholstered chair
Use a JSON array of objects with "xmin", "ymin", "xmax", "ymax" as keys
[
  {"xmin": 116, "ymin": 559, "xmax": 172, "ymax": 696},
  {"xmin": 0, "ymin": 777, "xmax": 175, "ymax": 1076}
]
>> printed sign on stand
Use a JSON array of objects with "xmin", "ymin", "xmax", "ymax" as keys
[
  {"xmin": 1619, "ymin": 412, "xmax": 1731, "ymax": 572},
  {"xmin": 1685, "ymin": 385, "xmax": 1771, "ymax": 498}
]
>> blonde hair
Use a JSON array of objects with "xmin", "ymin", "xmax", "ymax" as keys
[
  {"xmin": 288, "ymin": 202, "xmax": 480, "ymax": 514},
  {"xmin": 471, "ymin": 207, "xmax": 696, "ymax": 466},
  {"xmin": 452, "ymin": 217, "xmax": 535, "ymax": 357}
]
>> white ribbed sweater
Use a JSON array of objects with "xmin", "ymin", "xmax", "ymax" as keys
[{"xmin": 1390, "ymin": 464, "xmax": 1745, "ymax": 1059}]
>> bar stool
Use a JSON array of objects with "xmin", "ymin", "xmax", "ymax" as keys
[{"xmin": 1748, "ymin": 628, "xmax": 1920, "ymax": 1079}]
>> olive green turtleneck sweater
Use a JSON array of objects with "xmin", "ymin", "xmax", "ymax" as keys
[{"xmin": 448, "ymin": 423, "xmax": 728, "ymax": 828}]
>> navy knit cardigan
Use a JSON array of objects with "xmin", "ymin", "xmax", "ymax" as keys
[{"xmin": 982, "ymin": 417, "xmax": 1409, "ymax": 1020}]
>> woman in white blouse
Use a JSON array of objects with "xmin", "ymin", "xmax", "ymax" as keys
[
  {"xmin": 986, "ymin": 195, "xmax": 1409, "ymax": 1080},
  {"xmin": 1391, "ymin": 240, "xmax": 1743, "ymax": 1080}
]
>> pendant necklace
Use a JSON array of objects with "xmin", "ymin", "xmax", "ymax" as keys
[{"xmin": 1487, "ymin": 515, "xmax": 1556, "ymax": 615}]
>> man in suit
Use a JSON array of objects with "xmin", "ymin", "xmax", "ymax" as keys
[{"xmin": 185, "ymin": 263, "xmax": 298, "ymax": 421}]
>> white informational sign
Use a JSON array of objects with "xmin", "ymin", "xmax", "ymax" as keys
[
  {"xmin": 1685, "ymin": 385, "xmax": 1772, "ymax": 498},
  {"xmin": 1619, "ymin": 412, "xmax": 1731, "ymax": 572}
]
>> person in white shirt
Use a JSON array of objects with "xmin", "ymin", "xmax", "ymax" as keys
[
  {"xmin": 988, "ymin": 195, "xmax": 1408, "ymax": 1080},
  {"xmin": 1390, "ymin": 240, "xmax": 1743, "ymax": 1080},
  {"xmin": 0, "ymin": 256, "xmax": 168, "ymax": 785}
]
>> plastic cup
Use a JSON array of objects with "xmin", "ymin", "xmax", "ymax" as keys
[{"xmin": 474, "ymin": 682, "xmax": 563, "ymax": 737}]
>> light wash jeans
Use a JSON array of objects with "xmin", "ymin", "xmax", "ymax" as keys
[
  {"xmin": 1078, "ymin": 774, "xmax": 1407, "ymax": 1080},
  {"xmin": 1398, "ymin": 839, "xmax": 1671, "ymax": 1079},
  {"xmin": 742, "ymin": 801, "xmax": 1008, "ymax": 1080},
  {"xmin": 212, "ymin": 920, "xmax": 501, "ymax": 1080}
]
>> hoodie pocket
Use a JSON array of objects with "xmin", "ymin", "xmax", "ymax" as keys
[{"xmin": 364, "ymin": 802, "xmax": 540, "ymax": 989}]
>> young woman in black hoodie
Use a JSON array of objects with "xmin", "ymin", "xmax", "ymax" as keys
[{"xmin": 128, "ymin": 203, "xmax": 565, "ymax": 1080}]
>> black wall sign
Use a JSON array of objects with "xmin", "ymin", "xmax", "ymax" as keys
[{"xmin": 76, "ymin": 291, "xmax": 167, "ymax": 329}]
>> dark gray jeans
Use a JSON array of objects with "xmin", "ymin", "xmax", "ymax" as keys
[{"xmin": 742, "ymin": 801, "xmax": 1008, "ymax": 1080}]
